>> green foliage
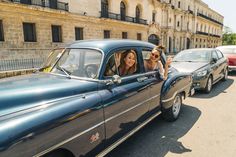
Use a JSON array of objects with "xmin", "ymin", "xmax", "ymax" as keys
[{"xmin": 223, "ymin": 33, "xmax": 236, "ymax": 45}]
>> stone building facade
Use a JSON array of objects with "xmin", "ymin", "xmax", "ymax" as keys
[{"xmin": 0, "ymin": 0, "xmax": 224, "ymax": 60}]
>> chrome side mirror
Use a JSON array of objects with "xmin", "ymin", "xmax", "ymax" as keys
[
  {"xmin": 112, "ymin": 75, "xmax": 122, "ymax": 84},
  {"xmin": 105, "ymin": 75, "xmax": 122, "ymax": 86}
]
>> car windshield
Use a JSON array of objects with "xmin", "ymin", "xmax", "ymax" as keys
[
  {"xmin": 218, "ymin": 47, "xmax": 236, "ymax": 54},
  {"xmin": 42, "ymin": 48, "xmax": 103, "ymax": 79},
  {"xmin": 40, "ymin": 49, "xmax": 64, "ymax": 72},
  {"xmin": 173, "ymin": 50, "xmax": 211, "ymax": 62}
]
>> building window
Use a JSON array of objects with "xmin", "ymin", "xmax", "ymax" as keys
[
  {"xmin": 104, "ymin": 30, "xmax": 110, "ymax": 39},
  {"xmin": 49, "ymin": 0, "xmax": 58, "ymax": 9},
  {"xmin": 20, "ymin": 0, "xmax": 32, "ymax": 4},
  {"xmin": 137, "ymin": 33, "xmax": 142, "ymax": 40},
  {"xmin": 177, "ymin": 21, "xmax": 180, "ymax": 27},
  {"xmin": 122, "ymin": 32, "xmax": 128, "ymax": 39},
  {"xmin": 152, "ymin": 12, "xmax": 156, "ymax": 23},
  {"xmin": 136, "ymin": 6, "xmax": 141, "ymax": 23},
  {"xmin": 0, "ymin": 20, "xmax": 4, "ymax": 41},
  {"xmin": 75, "ymin": 27, "xmax": 83, "ymax": 40},
  {"xmin": 178, "ymin": 1, "xmax": 181, "ymax": 8},
  {"xmin": 23, "ymin": 22, "xmax": 36, "ymax": 42},
  {"xmin": 169, "ymin": 0, "xmax": 172, "ymax": 4},
  {"xmin": 120, "ymin": 1, "xmax": 126, "ymax": 21},
  {"xmin": 51, "ymin": 25, "xmax": 62, "ymax": 42},
  {"xmin": 101, "ymin": 0, "xmax": 109, "ymax": 18}
]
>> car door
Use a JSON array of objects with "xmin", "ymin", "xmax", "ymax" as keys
[
  {"xmin": 216, "ymin": 50, "xmax": 227, "ymax": 78},
  {"xmin": 98, "ymin": 48, "xmax": 150, "ymax": 146},
  {"xmin": 141, "ymin": 48, "xmax": 164, "ymax": 113},
  {"xmin": 211, "ymin": 50, "xmax": 220, "ymax": 81}
]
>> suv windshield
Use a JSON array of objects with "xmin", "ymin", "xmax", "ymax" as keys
[
  {"xmin": 42, "ymin": 48, "xmax": 102, "ymax": 79},
  {"xmin": 173, "ymin": 50, "xmax": 211, "ymax": 62}
]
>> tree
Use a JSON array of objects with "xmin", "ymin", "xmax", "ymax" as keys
[{"xmin": 222, "ymin": 26, "xmax": 236, "ymax": 45}]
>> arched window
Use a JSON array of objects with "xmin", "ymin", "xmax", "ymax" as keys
[
  {"xmin": 148, "ymin": 34, "xmax": 160, "ymax": 45},
  {"xmin": 120, "ymin": 1, "xmax": 126, "ymax": 21},
  {"xmin": 136, "ymin": 6, "xmax": 141, "ymax": 23},
  {"xmin": 101, "ymin": 0, "xmax": 109, "ymax": 18}
]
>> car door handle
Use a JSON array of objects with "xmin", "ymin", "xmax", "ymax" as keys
[{"xmin": 137, "ymin": 76, "xmax": 148, "ymax": 82}]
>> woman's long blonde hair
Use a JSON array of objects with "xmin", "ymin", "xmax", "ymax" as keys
[{"xmin": 119, "ymin": 49, "xmax": 137, "ymax": 75}]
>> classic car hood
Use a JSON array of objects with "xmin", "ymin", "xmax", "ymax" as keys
[
  {"xmin": 0, "ymin": 73, "xmax": 98, "ymax": 117},
  {"xmin": 171, "ymin": 62, "xmax": 209, "ymax": 73}
]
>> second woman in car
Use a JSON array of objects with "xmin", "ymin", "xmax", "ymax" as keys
[{"xmin": 144, "ymin": 46, "xmax": 172, "ymax": 80}]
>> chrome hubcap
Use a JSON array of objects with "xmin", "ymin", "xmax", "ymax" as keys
[
  {"xmin": 225, "ymin": 70, "xmax": 228, "ymax": 79},
  {"xmin": 208, "ymin": 78, "xmax": 212, "ymax": 91},
  {"xmin": 172, "ymin": 95, "xmax": 181, "ymax": 117}
]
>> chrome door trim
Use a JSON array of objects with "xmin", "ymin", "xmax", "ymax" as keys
[
  {"xmin": 97, "ymin": 111, "xmax": 161, "ymax": 157},
  {"xmin": 34, "ymin": 121, "xmax": 105, "ymax": 157},
  {"xmin": 105, "ymin": 94, "xmax": 160, "ymax": 123}
]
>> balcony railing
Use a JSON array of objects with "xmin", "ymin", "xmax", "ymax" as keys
[
  {"xmin": 100, "ymin": 12, "xmax": 147, "ymax": 25},
  {"xmin": 197, "ymin": 13, "xmax": 223, "ymax": 26},
  {"xmin": 196, "ymin": 31, "xmax": 209, "ymax": 36},
  {"xmin": 10, "ymin": 0, "xmax": 69, "ymax": 11},
  {"xmin": 210, "ymin": 34, "xmax": 221, "ymax": 38},
  {"xmin": 196, "ymin": 31, "xmax": 221, "ymax": 38}
]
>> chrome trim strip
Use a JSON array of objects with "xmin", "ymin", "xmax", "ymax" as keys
[
  {"xmin": 105, "ymin": 94, "xmax": 160, "ymax": 123},
  {"xmin": 161, "ymin": 82, "xmax": 191, "ymax": 103},
  {"xmin": 34, "ymin": 121, "xmax": 105, "ymax": 157},
  {"xmin": 33, "ymin": 93, "xmax": 160, "ymax": 157},
  {"xmin": 97, "ymin": 111, "xmax": 162, "ymax": 157}
]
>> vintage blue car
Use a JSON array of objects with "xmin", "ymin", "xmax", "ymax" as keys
[{"xmin": 0, "ymin": 40, "xmax": 193, "ymax": 157}]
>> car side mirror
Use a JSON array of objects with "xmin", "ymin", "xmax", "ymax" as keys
[
  {"xmin": 105, "ymin": 75, "xmax": 122, "ymax": 86},
  {"xmin": 112, "ymin": 75, "xmax": 122, "ymax": 84},
  {"xmin": 211, "ymin": 58, "xmax": 217, "ymax": 64}
]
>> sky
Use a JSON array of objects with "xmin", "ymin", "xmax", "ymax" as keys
[{"xmin": 203, "ymin": 0, "xmax": 236, "ymax": 33}]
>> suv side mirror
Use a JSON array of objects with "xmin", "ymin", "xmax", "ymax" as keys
[{"xmin": 211, "ymin": 58, "xmax": 217, "ymax": 64}]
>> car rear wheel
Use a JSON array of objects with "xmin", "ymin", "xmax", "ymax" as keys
[
  {"xmin": 204, "ymin": 76, "xmax": 212, "ymax": 93},
  {"xmin": 222, "ymin": 68, "xmax": 228, "ymax": 81},
  {"xmin": 162, "ymin": 93, "xmax": 182, "ymax": 122}
]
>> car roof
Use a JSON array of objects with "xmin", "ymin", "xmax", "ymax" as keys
[
  {"xmin": 64, "ymin": 39, "xmax": 155, "ymax": 53},
  {"xmin": 182, "ymin": 48, "xmax": 215, "ymax": 52},
  {"xmin": 217, "ymin": 45, "xmax": 236, "ymax": 49}
]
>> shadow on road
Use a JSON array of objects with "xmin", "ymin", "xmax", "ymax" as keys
[
  {"xmin": 106, "ymin": 104, "xmax": 201, "ymax": 157},
  {"xmin": 193, "ymin": 78, "xmax": 234, "ymax": 99}
]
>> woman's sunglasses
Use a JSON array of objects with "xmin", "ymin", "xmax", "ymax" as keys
[{"xmin": 151, "ymin": 53, "xmax": 160, "ymax": 58}]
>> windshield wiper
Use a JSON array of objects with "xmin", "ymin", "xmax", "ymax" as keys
[{"xmin": 56, "ymin": 66, "xmax": 71, "ymax": 79}]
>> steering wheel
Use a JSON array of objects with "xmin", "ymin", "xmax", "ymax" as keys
[{"xmin": 84, "ymin": 64, "xmax": 98, "ymax": 78}]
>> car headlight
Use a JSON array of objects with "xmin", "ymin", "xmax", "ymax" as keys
[{"xmin": 196, "ymin": 70, "xmax": 208, "ymax": 77}]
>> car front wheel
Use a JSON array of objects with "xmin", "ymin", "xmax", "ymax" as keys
[
  {"xmin": 204, "ymin": 76, "xmax": 212, "ymax": 93},
  {"xmin": 162, "ymin": 93, "xmax": 182, "ymax": 122},
  {"xmin": 222, "ymin": 68, "xmax": 228, "ymax": 81}
]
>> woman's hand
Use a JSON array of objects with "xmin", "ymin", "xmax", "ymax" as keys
[{"xmin": 166, "ymin": 56, "xmax": 172, "ymax": 66}]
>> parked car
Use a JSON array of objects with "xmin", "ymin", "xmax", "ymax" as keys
[
  {"xmin": 171, "ymin": 48, "xmax": 228, "ymax": 93},
  {"xmin": 0, "ymin": 40, "xmax": 193, "ymax": 157},
  {"xmin": 216, "ymin": 45, "xmax": 236, "ymax": 72}
]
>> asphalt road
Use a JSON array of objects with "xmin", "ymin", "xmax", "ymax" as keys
[{"xmin": 106, "ymin": 72, "xmax": 236, "ymax": 157}]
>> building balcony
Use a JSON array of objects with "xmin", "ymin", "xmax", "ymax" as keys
[
  {"xmin": 210, "ymin": 34, "xmax": 221, "ymax": 38},
  {"xmin": 196, "ymin": 31, "xmax": 209, "ymax": 36},
  {"xmin": 197, "ymin": 13, "xmax": 223, "ymax": 26},
  {"xmin": 188, "ymin": 9, "xmax": 194, "ymax": 15},
  {"xmin": 10, "ymin": 0, "xmax": 69, "ymax": 11},
  {"xmin": 100, "ymin": 12, "xmax": 147, "ymax": 25},
  {"xmin": 196, "ymin": 31, "xmax": 221, "ymax": 38}
]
